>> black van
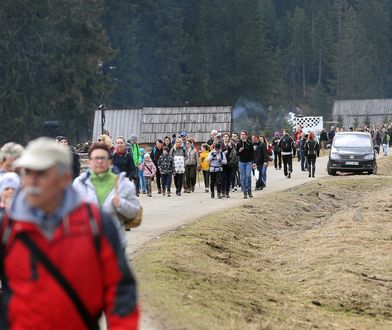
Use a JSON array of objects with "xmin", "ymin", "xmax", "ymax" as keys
[{"xmin": 327, "ymin": 132, "xmax": 377, "ymax": 175}]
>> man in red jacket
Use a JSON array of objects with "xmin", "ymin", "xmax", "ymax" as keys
[{"xmin": 0, "ymin": 137, "xmax": 139, "ymax": 329}]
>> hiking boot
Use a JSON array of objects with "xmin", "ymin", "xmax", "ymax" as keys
[
  {"xmin": 248, "ymin": 190, "xmax": 253, "ymax": 198},
  {"xmin": 243, "ymin": 191, "xmax": 248, "ymax": 199}
]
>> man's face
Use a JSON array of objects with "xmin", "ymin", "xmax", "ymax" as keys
[
  {"xmin": 231, "ymin": 133, "xmax": 238, "ymax": 142},
  {"xmin": 22, "ymin": 166, "xmax": 71, "ymax": 210},
  {"xmin": 59, "ymin": 139, "xmax": 68, "ymax": 146},
  {"xmin": 223, "ymin": 134, "xmax": 229, "ymax": 143},
  {"xmin": 181, "ymin": 136, "xmax": 187, "ymax": 142},
  {"xmin": 89, "ymin": 149, "xmax": 111, "ymax": 174},
  {"xmin": 211, "ymin": 132, "xmax": 217, "ymax": 139},
  {"xmin": 252, "ymin": 135, "xmax": 259, "ymax": 144}
]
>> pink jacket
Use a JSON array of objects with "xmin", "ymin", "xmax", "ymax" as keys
[{"xmin": 139, "ymin": 161, "xmax": 156, "ymax": 177}]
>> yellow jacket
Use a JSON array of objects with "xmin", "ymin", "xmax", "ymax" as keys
[{"xmin": 200, "ymin": 150, "xmax": 210, "ymax": 171}]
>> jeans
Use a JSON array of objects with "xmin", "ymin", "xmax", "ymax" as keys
[
  {"xmin": 138, "ymin": 169, "xmax": 145, "ymax": 192},
  {"xmin": 161, "ymin": 174, "xmax": 172, "ymax": 192},
  {"xmin": 231, "ymin": 167, "xmax": 240, "ymax": 188},
  {"xmin": 239, "ymin": 161, "xmax": 252, "ymax": 192},
  {"xmin": 383, "ymin": 143, "xmax": 388, "ymax": 156},
  {"xmin": 262, "ymin": 162, "xmax": 268, "ymax": 184},
  {"xmin": 300, "ymin": 150, "xmax": 308, "ymax": 170}
]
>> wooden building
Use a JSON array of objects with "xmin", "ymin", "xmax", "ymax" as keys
[
  {"xmin": 93, "ymin": 106, "xmax": 232, "ymax": 144},
  {"xmin": 332, "ymin": 99, "xmax": 392, "ymax": 128}
]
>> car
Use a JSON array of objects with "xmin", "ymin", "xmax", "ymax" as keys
[{"xmin": 327, "ymin": 132, "xmax": 377, "ymax": 175}]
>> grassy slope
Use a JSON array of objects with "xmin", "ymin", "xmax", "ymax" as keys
[{"xmin": 134, "ymin": 158, "xmax": 392, "ymax": 330}]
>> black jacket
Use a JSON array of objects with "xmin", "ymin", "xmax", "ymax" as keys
[
  {"xmin": 278, "ymin": 135, "xmax": 296, "ymax": 156},
  {"xmin": 236, "ymin": 140, "xmax": 255, "ymax": 163},
  {"xmin": 253, "ymin": 141, "xmax": 269, "ymax": 166},
  {"xmin": 112, "ymin": 151, "xmax": 137, "ymax": 179}
]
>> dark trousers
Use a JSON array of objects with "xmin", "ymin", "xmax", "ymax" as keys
[
  {"xmin": 174, "ymin": 173, "xmax": 184, "ymax": 192},
  {"xmin": 202, "ymin": 170, "xmax": 210, "ymax": 189},
  {"xmin": 155, "ymin": 168, "xmax": 162, "ymax": 192},
  {"xmin": 231, "ymin": 167, "xmax": 240, "ymax": 188},
  {"xmin": 256, "ymin": 165, "xmax": 265, "ymax": 188},
  {"xmin": 210, "ymin": 171, "xmax": 222, "ymax": 194},
  {"xmin": 282, "ymin": 154, "xmax": 293, "ymax": 176},
  {"xmin": 185, "ymin": 165, "xmax": 197, "ymax": 190},
  {"xmin": 307, "ymin": 155, "xmax": 316, "ymax": 176},
  {"xmin": 221, "ymin": 166, "xmax": 232, "ymax": 193},
  {"xmin": 161, "ymin": 174, "xmax": 172, "ymax": 191},
  {"xmin": 274, "ymin": 151, "xmax": 282, "ymax": 169}
]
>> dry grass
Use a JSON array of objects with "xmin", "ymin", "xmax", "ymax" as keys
[{"xmin": 134, "ymin": 172, "xmax": 392, "ymax": 329}]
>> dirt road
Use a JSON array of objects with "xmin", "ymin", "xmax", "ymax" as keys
[{"xmin": 125, "ymin": 156, "xmax": 331, "ymax": 330}]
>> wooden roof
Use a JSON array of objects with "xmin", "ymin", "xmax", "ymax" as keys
[
  {"xmin": 93, "ymin": 106, "xmax": 232, "ymax": 143},
  {"xmin": 332, "ymin": 99, "xmax": 392, "ymax": 128}
]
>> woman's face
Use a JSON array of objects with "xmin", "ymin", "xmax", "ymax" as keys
[
  {"xmin": 176, "ymin": 141, "xmax": 182, "ymax": 148},
  {"xmin": 186, "ymin": 141, "xmax": 191, "ymax": 148},
  {"xmin": 164, "ymin": 138, "xmax": 170, "ymax": 145},
  {"xmin": 116, "ymin": 139, "xmax": 125, "ymax": 151}
]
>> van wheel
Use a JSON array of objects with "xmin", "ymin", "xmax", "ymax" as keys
[
  {"xmin": 327, "ymin": 162, "xmax": 337, "ymax": 176},
  {"xmin": 368, "ymin": 162, "xmax": 377, "ymax": 175}
]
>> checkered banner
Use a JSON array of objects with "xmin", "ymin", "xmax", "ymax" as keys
[{"xmin": 295, "ymin": 116, "xmax": 323, "ymax": 133}]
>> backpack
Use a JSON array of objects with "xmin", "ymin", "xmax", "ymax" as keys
[
  {"xmin": 280, "ymin": 136, "xmax": 292, "ymax": 152},
  {"xmin": 306, "ymin": 140, "xmax": 317, "ymax": 156}
]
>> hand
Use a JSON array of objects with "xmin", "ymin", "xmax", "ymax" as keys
[
  {"xmin": 239, "ymin": 147, "xmax": 244, "ymax": 153},
  {"xmin": 112, "ymin": 196, "xmax": 121, "ymax": 208},
  {"xmin": 252, "ymin": 163, "xmax": 257, "ymax": 169}
]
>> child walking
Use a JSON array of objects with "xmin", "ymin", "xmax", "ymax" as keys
[
  {"xmin": 158, "ymin": 146, "xmax": 175, "ymax": 197},
  {"xmin": 206, "ymin": 143, "xmax": 227, "ymax": 199},
  {"xmin": 199, "ymin": 144, "xmax": 211, "ymax": 192},
  {"xmin": 139, "ymin": 153, "xmax": 156, "ymax": 197}
]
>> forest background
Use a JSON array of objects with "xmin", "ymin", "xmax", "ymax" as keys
[{"xmin": 1, "ymin": 0, "xmax": 391, "ymax": 143}]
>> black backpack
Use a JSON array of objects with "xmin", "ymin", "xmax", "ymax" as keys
[
  {"xmin": 306, "ymin": 140, "xmax": 317, "ymax": 155},
  {"xmin": 280, "ymin": 136, "xmax": 292, "ymax": 152}
]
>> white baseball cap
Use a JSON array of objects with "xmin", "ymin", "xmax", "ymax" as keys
[{"xmin": 13, "ymin": 137, "xmax": 72, "ymax": 171}]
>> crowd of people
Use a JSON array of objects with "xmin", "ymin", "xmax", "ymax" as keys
[{"xmin": 91, "ymin": 128, "xmax": 323, "ymax": 201}]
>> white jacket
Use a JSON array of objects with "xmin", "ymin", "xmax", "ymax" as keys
[{"xmin": 73, "ymin": 170, "xmax": 140, "ymax": 247}]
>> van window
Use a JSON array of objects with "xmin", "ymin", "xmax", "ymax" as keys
[{"xmin": 333, "ymin": 134, "xmax": 372, "ymax": 148}]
